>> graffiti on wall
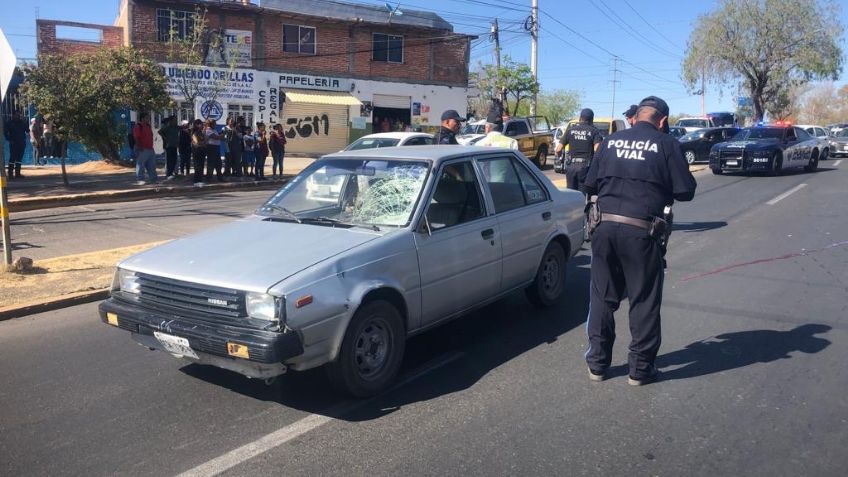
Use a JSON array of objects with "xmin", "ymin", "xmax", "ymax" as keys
[{"xmin": 285, "ymin": 114, "xmax": 331, "ymax": 139}]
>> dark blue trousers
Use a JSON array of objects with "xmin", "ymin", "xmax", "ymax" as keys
[{"xmin": 586, "ymin": 221, "xmax": 664, "ymax": 379}]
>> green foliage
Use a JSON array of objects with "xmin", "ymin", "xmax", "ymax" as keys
[
  {"xmin": 682, "ymin": 0, "xmax": 843, "ymax": 122},
  {"xmin": 22, "ymin": 47, "xmax": 171, "ymax": 163},
  {"xmin": 536, "ymin": 89, "xmax": 582, "ymax": 125},
  {"xmin": 474, "ymin": 56, "xmax": 540, "ymax": 116}
]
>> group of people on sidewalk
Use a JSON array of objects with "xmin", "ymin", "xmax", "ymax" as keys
[
  {"xmin": 131, "ymin": 114, "xmax": 289, "ymax": 186},
  {"xmin": 3, "ymin": 111, "xmax": 66, "ymax": 179}
]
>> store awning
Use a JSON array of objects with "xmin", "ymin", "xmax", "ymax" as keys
[{"xmin": 284, "ymin": 90, "xmax": 362, "ymax": 106}]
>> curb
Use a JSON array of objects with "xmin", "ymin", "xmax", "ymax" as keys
[
  {"xmin": 0, "ymin": 288, "xmax": 110, "ymax": 321},
  {"xmin": 8, "ymin": 177, "xmax": 290, "ymax": 213}
]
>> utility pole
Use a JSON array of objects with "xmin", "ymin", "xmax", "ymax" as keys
[
  {"xmin": 700, "ymin": 66, "xmax": 706, "ymax": 117},
  {"xmin": 491, "ymin": 19, "xmax": 505, "ymax": 105},
  {"xmin": 609, "ymin": 56, "xmax": 620, "ymax": 132},
  {"xmin": 530, "ymin": 0, "xmax": 538, "ymax": 116}
]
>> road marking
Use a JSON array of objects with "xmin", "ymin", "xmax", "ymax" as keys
[
  {"xmin": 176, "ymin": 351, "xmax": 465, "ymax": 477},
  {"xmin": 833, "ymin": 159, "xmax": 842, "ymax": 166},
  {"xmin": 766, "ymin": 183, "xmax": 806, "ymax": 205}
]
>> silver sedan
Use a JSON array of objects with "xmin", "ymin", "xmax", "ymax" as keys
[{"xmin": 100, "ymin": 146, "xmax": 586, "ymax": 397}]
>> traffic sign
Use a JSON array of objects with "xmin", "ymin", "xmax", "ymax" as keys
[{"xmin": 0, "ymin": 27, "xmax": 17, "ymax": 100}]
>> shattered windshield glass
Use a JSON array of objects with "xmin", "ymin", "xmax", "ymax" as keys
[{"xmin": 259, "ymin": 158, "xmax": 430, "ymax": 228}]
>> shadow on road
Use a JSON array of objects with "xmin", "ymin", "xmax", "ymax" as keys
[
  {"xmin": 657, "ymin": 324, "xmax": 832, "ymax": 381},
  {"xmin": 180, "ymin": 253, "xmax": 593, "ymax": 420},
  {"xmin": 673, "ymin": 221, "xmax": 728, "ymax": 232}
]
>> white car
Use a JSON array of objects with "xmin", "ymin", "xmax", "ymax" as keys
[
  {"xmin": 344, "ymin": 132, "xmax": 434, "ymax": 151},
  {"xmin": 676, "ymin": 117, "xmax": 716, "ymax": 134},
  {"xmin": 797, "ymin": 124, "xmax": 831, "ymax": 160},
  {"xmin": 457, "ymin": 119, "xmax": 487, "ymax": 145}
]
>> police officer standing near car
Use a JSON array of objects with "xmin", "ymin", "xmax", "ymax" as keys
[
  {"xmin": 435, "ymin": 109, "xmax": 465, "ymax": 145},
  {"xmin": 580, "ymin": 96, "xmax": 696, "ymax": 386},
  {"xmin": 555, "ymin": 108, "xmax": 602, "ymax": 191},
  {"xmin": 623, "ymin": 104, "xmax": 638, "ymax": 127}
]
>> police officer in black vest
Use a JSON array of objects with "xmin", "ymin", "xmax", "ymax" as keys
[
  {"xmin": 580, "ymin": 96, "xmax": 696, "ymax": 386},
  {"xmin": 555, "ymin": 108, "xmax": 602, "ymax": 191},
  {"xmin": 435, "ymin": 109, "xmax": 465, "ymax": 145}
]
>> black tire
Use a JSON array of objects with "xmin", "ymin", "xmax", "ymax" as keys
[
  {"xmin": 525, "ymin": 241, "xmax": 567, "ymax": 308},
  {"xmin": 326, "ymin": 300, "xmax": 405, "ymax": 398},
  {"xmin": 684, "ymin": 150, "xmax": 697, "ymax": 165},
  {"xmin": 805, "ymin": 151, "xmax": 819, "ymax": 173},
  {"xmin": 821, "ymin": 148, "xmax": 829, "ymax": 161},
  {"xmin": 769, "ymin": 153, "xmax": 783, "ymax": 176},
  {"xmin": 534, "ymin": 146, "xmax": 548, "ymax": 169},
  {"xmin": 711, "ymin": 167, "xmax": 723, "ymax": 175}
]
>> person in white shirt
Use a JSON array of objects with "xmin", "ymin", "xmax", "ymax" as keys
[{"xmin": 476, "ymin": 120, "xmax": 519, "ymax": 150}]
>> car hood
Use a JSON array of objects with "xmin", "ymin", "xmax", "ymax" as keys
[
  {"xmin": 719, "ymin": 139, "xmax": 780, "ymax": 151},
  {"xmin": 119, "ymin": 217, "xmax": 381, "ymax": 292}
]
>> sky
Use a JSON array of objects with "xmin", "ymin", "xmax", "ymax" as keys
[{"xmin": 2, "ymin": 0, "xmax": 847, "ymax": 119}]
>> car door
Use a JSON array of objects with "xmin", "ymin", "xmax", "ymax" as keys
[
  {"xmin": 415, "ymin": 159, "xmax": 502, "ymax": 325},
  {"xmin": 699, "ymin": 130, "xmax": 723, "ymax": 160},
  {"xmin": 505, "ymin": 120, "xmax": 533, "ymax": 157},
  {"xmin": 792, "ymin": 127, "xmax": 813, "ymax": 165},
  {"xmin": 476, "ymin": 154, "xmax": 554, "ymax": 291}
]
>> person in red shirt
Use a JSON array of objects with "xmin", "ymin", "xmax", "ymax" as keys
[{"xmin": 133, "ymin": 113, "xmax": 158, "ymax": 184}]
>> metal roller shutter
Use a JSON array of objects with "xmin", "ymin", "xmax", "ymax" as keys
[
  {"xmin": 281, "ymin": 101, "xmax": 350, "ymax": 154},
  {"xmin": 373, "ymin": 94, "xmax": 411, "ymax": 109}
]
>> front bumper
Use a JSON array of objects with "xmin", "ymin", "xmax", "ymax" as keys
[
  {"xmin": 99, "ymin": 297, "xmax": 303, "ymax": 379},
  {"xmin": 710, "ymin": 152, "xmax": 773, "ymax": 172}
]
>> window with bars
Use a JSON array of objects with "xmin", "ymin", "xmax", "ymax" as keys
[
  {"xmin": 157, "ymin": 9, "xmax": 196, "ymax": 42},
  {"xmin": 372, "ymin": 33, "xmax": 403, "ymax": 63},
  {"xmin": 283, "ymin": 24, "xmax": 316, "ymax": 54}
]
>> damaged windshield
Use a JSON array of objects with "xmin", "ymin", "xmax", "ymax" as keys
[{"xmin": 259, "ymin": 158, "xmax": 430, "ymax": 228}]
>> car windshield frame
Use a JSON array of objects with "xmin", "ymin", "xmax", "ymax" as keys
[
  {"xmin": 345, "ymin": 137, "xmax": 401, "ymax": 150},
  {"xmin": 258, "ymin": 157, "xmax": 432, "ymax": 229},
  {"xmin": 729, "ymin": 127, "xmax": 785, "ymax": 141}
]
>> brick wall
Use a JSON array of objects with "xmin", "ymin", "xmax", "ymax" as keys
[{"xmin": 36, "ymin": 20, "xmax": 124, "ymax": 57}]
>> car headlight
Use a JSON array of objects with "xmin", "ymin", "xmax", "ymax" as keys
[
  {"xmin": 115, "ymin": 268, "xmax": 140, "ymax": 294},
  {"xmin": 246, "ymin": 292, "xmax": 279, "ymax": 322}
]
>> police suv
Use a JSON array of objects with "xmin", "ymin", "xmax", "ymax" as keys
[{"xmin": 709, "ymin": 123, "xmax": 822, "ymax": 176}]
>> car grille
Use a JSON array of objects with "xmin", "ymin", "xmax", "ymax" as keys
[
  {"xmin": 136, "ymin": 273, "xmax": 246, "ymax": 319},
  {"xmin": 719, "ymin": 150, "xmax": 743, "ymax": 159}
]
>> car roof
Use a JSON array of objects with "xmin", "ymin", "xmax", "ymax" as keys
[
  {"xmin": 356, "ymin": 132, "xmax": 433, "ymax": 139},
  {"xmin": 324, "ymin": 145, "xmax": 520, "ymax": 164},
  {"xmin": 795, "ymin": 124, "xmax": 824, "ymax": 129}
]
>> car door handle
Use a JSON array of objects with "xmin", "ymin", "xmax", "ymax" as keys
[
  {"xmin": 542, "ymin": 211, "xmax": 552, "ymax": 221},
  {"xmin": 481, "ymin": 229, "xmax": 495, "ymax": 240}
]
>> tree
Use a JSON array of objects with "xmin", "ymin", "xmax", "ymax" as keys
[
  {"xmin": 22, "ymin": 47, "xmax": 171, "ymax": 164},
  {"xmin": 536, "ymin": 89, "xmax": 582, "ymax": 125},
  {"xmin": 797, "ymin": 82, "xmax": 848, "ymax": 124},
  {"xmin": 682, "ymin": 0, "xmax": 843, "ymax": 122},
  {"xmin": 474, "ymin": 56, "xmax": 539, "ymax": 117}
]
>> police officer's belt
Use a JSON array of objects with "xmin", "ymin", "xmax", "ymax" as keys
[{"xmin": 601, "ymin": 213, "xmax": 651, "ymax": 230}]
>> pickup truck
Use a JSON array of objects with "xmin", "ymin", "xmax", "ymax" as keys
[{"xmin": 501, "ymin": 116, "xmax": 553, "ymax": 169}]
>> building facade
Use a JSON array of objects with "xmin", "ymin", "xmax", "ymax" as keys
[{"xmin": 36, "ymin": 0, "xmax": 474, "ymax": 155}]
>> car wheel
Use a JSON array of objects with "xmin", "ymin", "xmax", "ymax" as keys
[
  {"xmin": 684, "ymin": 150, "xmax": 697, "ymax": 164},
  {"xmin": 821, "ymin": 148, "xmax": 829, "ymax": 161},
  {"xmin": 526, "ymin": 241, "xmax": 567, "ymax": 308},
  {"xmin": 805, "ymin": 151, "xmax": 819, "ymax": 173},
  {"xmin": 711, "ymin": 167, "xmax": 723, "ymax": 175},
  {"xmin": 769, "ymin": 153, "xmax": 783, "ymax": 176},
  {"xmin": 534, "ymin": 146, "xmax": 548, "ymax": 169},
  {"xmin": 326, "ymin": 300, "xmax": 405, "ymax": 398}
]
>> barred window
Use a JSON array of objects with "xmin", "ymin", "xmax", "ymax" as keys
[
  {"xmin": 372, "ymin": 33, "xmax": 403, "ymax": 63},
  {"xmin": 157, "ymin": 9, "xmax": 196, "ymax": 42}
]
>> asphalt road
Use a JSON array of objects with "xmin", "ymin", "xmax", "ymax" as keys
[{"xmin": 2, "ymin": 160, "xmax": 847, "ymax": 476}]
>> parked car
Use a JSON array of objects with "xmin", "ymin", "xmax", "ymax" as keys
[
  {"xmin": 99, "ymin": 146, "xmax": 586, "ymax": 397},
  {"xmin": 797, "ymin": 124, "xmax": 831, "ymax": 160},
  {"xmin": 678, "ymin": 127, "xmax": 739, "ymax": 164},
  {"xmin": 502, "ymin": 116, "xmax": 554, "ymax": 169},
  {"xmin": 668, "ymin": 126, "xmax": 687, "ymax": 139},
  {"xmin": 709, "ymin": 124, "xmax": 821, "ymax": 175},
  {"xmin": 676, "ymin": 117, "xmax": 715, "ymax": 134},
  {"xmin": 706, "ymin": 112, "xmax": 738, "ymax": 127},
  {"xmin": 457, "ymin": 119, "xmax": 487, "ymax": 145},
  {"xmin": 344, "ymin": 132, "xmax": 434, "ymax": 151},
  {"xmin": 826, "ymin": 123, "xmax": 848, "ymax": 135},
  {"xmin": 828, "ymin": 128, "xmax": 848, "ymax": 157}
]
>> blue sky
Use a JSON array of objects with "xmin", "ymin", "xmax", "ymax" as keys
[{"xmin": 2, "ymin": 0, "xmax": 847, "ymax": 117}]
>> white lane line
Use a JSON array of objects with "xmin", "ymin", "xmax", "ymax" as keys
[
  {"xmin": 833, "ymin": 159, "xmax": 842, "ymax": 166},
  {"xmin": 766, "ymin": 183, "xmax": 807, "ymax": 205},
  {"xmin": 176, "ymin": 351, "xmax": 465, "ymax": 477}
]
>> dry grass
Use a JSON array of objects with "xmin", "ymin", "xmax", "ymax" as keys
[{"xmin": 0, "ymin": 241, "xmax": 165, "ymax": 308}]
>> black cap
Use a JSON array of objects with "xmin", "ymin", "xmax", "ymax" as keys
[
  {"xmin": 441, "ymin": 109, "xmax": 466, "ymax": 122},
  {"xmin": 623, "ymin": 104, "xmax": 638, "ymax": 118},
  {"xmin": 638, "ymin": 96, "xmax": 670, "ymax": 117},
  {"xmin": 579, "ymin": 108, "xmax": 594, "ymax": 123}
]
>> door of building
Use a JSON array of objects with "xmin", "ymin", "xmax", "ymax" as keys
[{"xmin": 281, "ymin": 101, "xmax": 349, "ymax": 154}]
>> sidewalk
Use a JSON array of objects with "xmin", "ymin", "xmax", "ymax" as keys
[{"xmin": 4, "ymin": 155, "xmax": 316, "ymax": 213}]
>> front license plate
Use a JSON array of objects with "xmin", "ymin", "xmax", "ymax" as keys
[
  {"xmin": 154, "ymin": 331, "xmax": 199, "ymax": 359},
  {"xmin": 726, "ymin": 160, "xmax": 739, "ymax": 166}
]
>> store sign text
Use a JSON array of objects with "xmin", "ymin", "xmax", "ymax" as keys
[{"xmin": 279, "ymin": 74, "xmax": 350, "ymax": 91}]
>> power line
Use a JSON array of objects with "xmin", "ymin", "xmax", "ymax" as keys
[
  {"xmin": 622, "ymin": 0, "xmax": 681, "ymax": 50},
  {"xmin": 592, "ymin": 0, "xmax": 681, "ymax": 59}
]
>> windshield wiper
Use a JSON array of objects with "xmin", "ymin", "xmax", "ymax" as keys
[
  {"xmin": 301, "ymin": 216, "xmax": 380, "ymax": 232},
  {"xmin": 259, "ymin": 204, "xmax": 301, "ymax": 223}
]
